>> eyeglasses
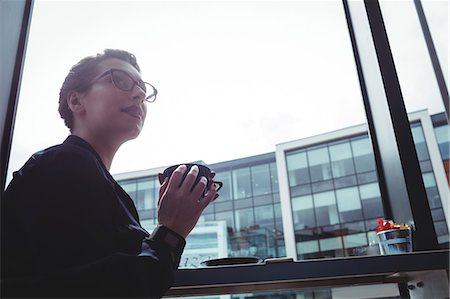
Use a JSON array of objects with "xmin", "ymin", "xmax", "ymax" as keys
[{"xmin": 90, "ymin": 69, "xmax": 158, "ymax": 103}]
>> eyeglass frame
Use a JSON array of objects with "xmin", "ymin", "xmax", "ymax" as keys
[{"xmin": 88, "ymin": 68, "xmax": 158, "ymax": 103}]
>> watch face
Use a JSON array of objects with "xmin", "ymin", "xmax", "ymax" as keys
[{"xmin": 164, "ymin": 232, "xmax": 180, "ymax": 248}]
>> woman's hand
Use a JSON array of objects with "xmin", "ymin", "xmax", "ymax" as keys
[{"xmin": 157, "ymin": 165, "xmax": 218, "ymax": 238}]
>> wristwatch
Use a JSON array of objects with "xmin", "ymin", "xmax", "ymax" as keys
[{"xmin": 149, "ymin": 225, "xmax": 186, "ymax": 267}]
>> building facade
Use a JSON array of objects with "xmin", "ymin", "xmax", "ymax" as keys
[{"xmin": 114, "ymin": 110, "xmax": 449, "ymax": 271}]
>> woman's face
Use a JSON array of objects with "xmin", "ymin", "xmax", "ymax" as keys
[{"xmin": 76, "ymin": 58, "xmax": 148, "ymax": 142}]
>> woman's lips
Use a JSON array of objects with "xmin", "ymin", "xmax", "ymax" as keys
[{"xmin": 121, "ymin": 105, "xmax": 143, "ymax": 119}]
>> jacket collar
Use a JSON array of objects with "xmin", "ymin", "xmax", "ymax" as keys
[{"xmin": 63, "ymin": 135, "xmax": 108, "ymax": 172}]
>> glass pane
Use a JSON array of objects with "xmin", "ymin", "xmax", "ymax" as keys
[
  {"xmin": 215, "ymin": 211, "xmax": 234, "ymax": 233},
  {"xmin": 320, "ymin": 237, "xmax": 343, "ymax": 252},
  {"xmin": 379, "ymin": 1, "xmax": 448, "ymax": 114},
  {"xmin": 235, "ymin": 208, "xmax": 255, "ymax": 232},
  {"xmin": 313, "ymin": 191, "xmax": 339, "ymax": 226},
  {"xmin": 335, "ymin": 187, "xmax": 363, "ymax": 222},
  {"xmin": 251, "ymin": 164, "xmax": 271, "ymax": 196},
  {"xmin": 308, "ymin": 147, "xmax": 332, "ymax": 182},
  {"xmin": 254, "ymin": 205, "xmax": 274, "ymax": 229},
  {"xmin": 8, "ymin": 0, "xmax": 446, "ymax": 279},
  {"xmin": 214, "ymin": 171, "xmax": 232, "ymax": 201},
  {"xmin": 434, "ymin": 125, "xmax": 450, "ymax": 160},
  {"xmin": 270, "ymin": 162, "xmax": 279, "ymax": 193},
  {"xmin": 233, "ymin": 168, "xmax": 252, "ymax": 199},
  {"xmin": 286, "ymin": 150, "xmax": 310, "ymax": 186},
  {"xmin": 329, "ymin": 141, "xmax": 355, "ymax": 178},
  {"xmin": 359, "ymin": 183, "xmax": 384, "ymax": 219},
  {"xmin": 292, "ymin": 195, "xmax": 315, "ymax": 229},
  {"xmin": 411, "ymin": 124, "xmax": 430, "ymax": 161},
  {"xmin": 120, "ymin": 181, "xmax": 137, "ymax": 203},
  {"xmin": 136, "ymin": 179, "xmax": 156, "ymax": 210},
  {"xmin": 351, "ymin": 136, "xmax": 376, "ymax": 174}
]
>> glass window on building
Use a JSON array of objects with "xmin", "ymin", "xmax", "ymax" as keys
[
  {"xmin": 215, "ymin": 211, "xmax": 234, "ymax": 233},
  {"xmin": 235, "ymin": 208, "xmax": 255, "ymax": 232},
  {"xmin": 329, "ymin": 141, "xmax": 355, "ymax": 178},
  {"xmin": 343, "ymin": 233, "xmax": 368, "ymax": 256},
  {"xmin": 251, "ymin": 164, "xmax": 272, "ymax": 196},
  {"xmin": 351, "ymin": 136, "xmax": 376, "ymax": 173},
  {"xmin": 434, "ymin": 124, "xmax": 450, "ymax": 160},
  {"xmin": 307, "ymin": 146, "xmax": 332, "ymax": 182},
  {"xmin": 359, "ymin": 182, "xmax": 384, "ymax": 219},
  {"xmin": 335, "ymin": 187, "xmax": 363, "ymax": 223},
  {"xmin": 292, "ymin": 195, "xmax": 316, "ymax": 230},
  {"xmin": 270, "ymin": 162, "xmax": 279, "ymax": 193},
  {"xmin": 274, "ymin": 203, "xmax": 284, "ymax": 234},
  {"xmin": 319, "ymin": 236, "xmax": 344, "ymax": 258},
  {"xmin": 254, "ymin": 205, "xmax": 275, "ymax": 229},
  {"xmin": 233, "ymin": 167, "xmax": 252, "ymax": 199},
  {"xmin": 286, "ymin": 150, "xmax": 310, "ymax": 186},
  {"xmin": 313, "ymin": 191, "xmax": 339, "ymax": 227},
  {"xmin": 411, "ymin": 123, "xmax": 430, "ymax": 161},
  {"xmin": 214, "ymin": 170, "xmax": 232, "ymax": 201},
  {"xmin": 120, "ymin": 180, "xmax": 137, "ymax": 204},
  {"xmin": 136, "ymin": 178, "xmax": 157, "ymax": 211},
  {"xmin": 422, "ymin": 172, "xmax": 442, "ymax": 209},
  {"xmin": 296, "ymin": 239, "xmax": 319, "ymax": 260}
]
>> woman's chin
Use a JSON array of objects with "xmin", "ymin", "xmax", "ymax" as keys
[{"xmin": 126, "ymin": 125, "xmax": 144, "ymax": 140}]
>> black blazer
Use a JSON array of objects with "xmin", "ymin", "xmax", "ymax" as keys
[{"xmin": 1, "ymin": 135, "xmax": 182, "ymax": 298}]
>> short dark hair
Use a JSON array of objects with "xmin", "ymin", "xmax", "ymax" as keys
[{"xmin": 58, "ymin": 49, "xmax": 141, "ymax": 131}]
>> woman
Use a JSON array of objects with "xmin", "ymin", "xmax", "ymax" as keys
[{"xmin": 1, "ymin": 49, "xmax": 218, "ymax": 298}]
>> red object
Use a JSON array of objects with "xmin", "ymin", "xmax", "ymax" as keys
[{"xmin": 376, "ymin": 218, "xmax": 409, "ymax": 233}]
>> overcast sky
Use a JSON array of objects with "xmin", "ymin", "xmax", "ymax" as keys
[{"xmin": 7, "ymin": 0, "xmax": 448, "ymax": 183}]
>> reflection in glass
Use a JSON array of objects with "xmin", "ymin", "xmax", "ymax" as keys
[
  {"xmin": 137, "ymin": 179, "xmax": 156, "ymax": 210},
  {"xmin": 434, "ymin": 125, "xmax": 450, "ymax": 159},
  {"xmin": 329, "ymin": 141, "xmax": 355, "ymax": 178},
  {"xmin": 235, "ymin": 208, "xmax": 255, "ymax": 232},
  {"xmin": 359, "ymin": 183, "xmax": 384, "ymax": 219},
  {"xmin": 120, "ymin": 181, "xmax": 137, "ymax": 203},
  {"xmin": 214, "ymin": 171, "xmax": 232, "ymax": 201},
  {"xmin": 292, "ymin": 195, "xmax": 316, "ymax": 229},
  {"xmin": 351, "ymin": 136, "xmax": 376, "ymax": 173},
  {"xmin": 215, "ymin": 211, "xmax": 234, "ymax": 233},
  {"xmin": 313, "ymin": 191, "xmax": 339, "ymax": 226},
  {"xmin": 270, "ymin": 162, "xmax": 280, "ymax": 193},
  {"xmin": 308, "ymin": 146, "xmax": 332, "ymax": 182},
  {"xmin": 411, "ymin": 124, "xmax": 430, "ymax": 161},
  {"xmin": 287, "ymin": 150, "xmax": 310, "ymax": 186},
  {"xmin": 233, "ymin": 168, "xmax": 252, "ymax": 199},
  {"xmin": 335, "ymin": 187, "xmax": 363, "ymax": 222},
  {"xmin": 251, "ymin": 164, "xmax": 271, "ymax": 196},
  {"xmin": 254, "ymin": 205, "xmax": 275, "ymax": 229}
]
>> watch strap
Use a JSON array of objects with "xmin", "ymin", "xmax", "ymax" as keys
[{"xmin": 149, "ymin": 225, "xmax": 186, "ymax": 268}]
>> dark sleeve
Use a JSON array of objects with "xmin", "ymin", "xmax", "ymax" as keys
[
  {"xmin": 1, "ymin": 147, "xmax": 182, "ymax": 298},
  {"xmin": 2, "ymin": 244, "xmax": 177, "ymax": 298}
]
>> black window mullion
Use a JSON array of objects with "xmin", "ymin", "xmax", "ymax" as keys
[{"xmin": 343, "ymin": 0, "xmax": 438, "ymax": 250}]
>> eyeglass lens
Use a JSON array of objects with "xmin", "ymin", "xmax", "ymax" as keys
[
  {"xmin": 111, "ymin": 70, "xmax": 136, "ymax": 91},
  {"xmin": 111, "ymin": 70, "xmax": 156, "ymax": 102}
]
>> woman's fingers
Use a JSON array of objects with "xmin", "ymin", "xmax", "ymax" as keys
[
  {"xmin": 199, "ymin": 184, "xmax": 217, "ymax": 209},
  {"xmin": 166, "ymin": 164, "xmax": 187, "ymax": 191},
  {"xmin": 179, "ymin": 165, "xmax": 200, "ymax": 194},
  {"xmin": 163, "ymin": 164, "xmax": 217, "ymax": 204},
  {"xmin": 158, "ymin": 177, "xmax": 169, "ymax": 206},
  {"xmin": 190, "ymin": 176, "xmax": 208, "ymax": 199}
]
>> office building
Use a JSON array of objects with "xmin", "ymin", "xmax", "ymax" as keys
[{"xmin": 114, "ymin": 110, "xmax": 449, "ymax": 269}]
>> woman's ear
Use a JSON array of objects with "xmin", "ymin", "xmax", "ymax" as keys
[{"xmin": 67, "ymin": 91, "xmax": 84, "ymax": 113}]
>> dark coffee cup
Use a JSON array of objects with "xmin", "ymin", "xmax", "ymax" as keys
[{"xmin": 158, "ymin": 163, "xmax": 223, "ymax": 197}]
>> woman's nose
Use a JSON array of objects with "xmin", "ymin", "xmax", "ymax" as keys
[{"xmin": 130, "ymin": 85, "xmax": 146, "ymax": 103}]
